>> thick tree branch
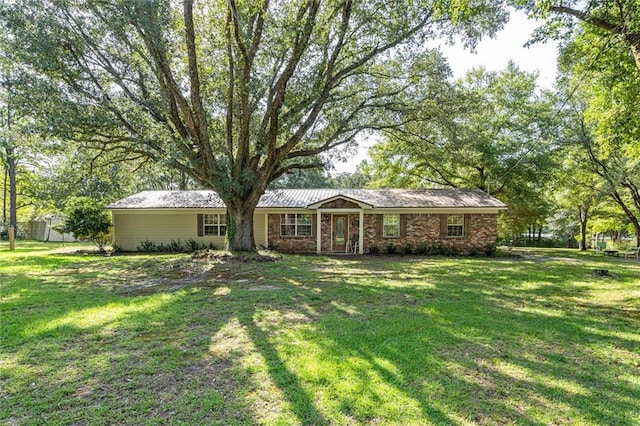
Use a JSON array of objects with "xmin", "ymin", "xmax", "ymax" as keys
[
  {"xmin": 129, "ymin": 16, "xmax": 191, "ymax": 140},
  {"xmin": 550, "ymin": 4, "xmax": 640, "ymax": 70},
  {"xmin": 183, "ymin": 0, "xmax": 210, "ymax": 147},
  {"xmin": 62, "ymin": 6, "xmax": 172, "ymax": 132},
  {"xmin": 270, "ymin": 161, "xmax": 324, "ymax": 181},
  {"xmin": 279, "ymin": 10, "xmax": 433, "ymax": 159},
  {"xmin": 265, "ymin": 1, "xmax": 321, "ymax": 157},
  {"xmin": 549, "ymin": 5, "xmax": 621, "ymax": 33}
]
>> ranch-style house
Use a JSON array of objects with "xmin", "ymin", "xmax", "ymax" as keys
[{"xmin": 107, "ymin": 188, "xmax": 507, "ymax": 254}]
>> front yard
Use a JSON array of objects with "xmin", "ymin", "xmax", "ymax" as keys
[{"xmin": 1, "ymin": 242, "xmax": 639, "ymax": 425}]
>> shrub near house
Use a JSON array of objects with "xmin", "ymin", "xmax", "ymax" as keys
[
  {"xmin": 108, "ymin": 189, "xmax": 507, "ymax": 254},
  {"xmin": 62, "ymin": 197, "xmax": 111, "ymax": 252}
]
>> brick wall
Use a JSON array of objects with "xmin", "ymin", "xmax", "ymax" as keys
[
  {"xmin": 364, "ymin": 213, "xmax": 498, "ymax": 253},
  {"xmin": 320, "ymin": 214, "xmax": 332, "ymax": 252},
  {"xmin": 267, "ymin": 213, "xmax": 317, "ymax": 253},
  {"xmin": 267, "ymin": 212, "xmax": 498, "ymax": 254}
]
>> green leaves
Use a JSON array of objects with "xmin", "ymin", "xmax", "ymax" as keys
[
  {"xmin": 61, "ymin": 197, "xmax": 112, "ymax": 252},
  {"xmin": 366, "ymin": 63, "xmax": 557, "ymax": 237},
  {"xmin": 552, "ymin": 13, "xmax": 640, "ymax": 244},
  {"xmin": 370, "ymin": 64, "xmax": 555, "ymax": 187},
  {"xmin": 521, "ymin": 0, "xmax": 640, "ymax": 72},
  {"xmin": 3, "ymin": 0, "xmax": 512, "ymax": 250}
]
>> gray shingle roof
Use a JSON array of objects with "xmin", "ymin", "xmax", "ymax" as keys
[
  {"xmin": 108, "ymin": 188, "xmax": 506, "ymax": 210},
  {"xmin": 107, "ymin": 190, "xmax": 226, "ymax": 209}
]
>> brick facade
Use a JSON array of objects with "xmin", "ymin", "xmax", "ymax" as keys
[
  {"xmin": 267, "ymin": 212, "xmax": 498, "ymax": 254},
  {"xmin": 267, "ymin": 213, "xmax": 317, "ymax": 253},
  {"xmin": 363, "ymin": 213, "xmax": 497, "ymax": 253}
]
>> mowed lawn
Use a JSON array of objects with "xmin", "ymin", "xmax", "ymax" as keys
[{"xmin": 1, "ymin": 242, "xmax": 639, "ymax": 425}]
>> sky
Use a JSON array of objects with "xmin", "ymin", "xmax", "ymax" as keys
[{"xmin": 331, "ymin": 10, "xmax": 560, "ymax": 174}]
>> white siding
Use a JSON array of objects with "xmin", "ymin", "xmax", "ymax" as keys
[
  {"xmin": 112, "ymin": 211, "xmax": 223, "ymax": 251},
  {"xmin": 112, "ymin": 210, "xmax": 268, "ymax": 251},
  {"xmin": 253, "ymin": 212, "xmax": 266, "ymax": 248}
]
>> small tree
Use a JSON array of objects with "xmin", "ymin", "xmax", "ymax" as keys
[{"xmin": 62, "ymin": 197, "xmax": 111, "ymax": 252}]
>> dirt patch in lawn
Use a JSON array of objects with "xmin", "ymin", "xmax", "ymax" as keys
[
  {"xmin": 94, "ymin": 255, "xmax": 273, "ymax": 296},
  {"xmin": 517, "ymin": 252, "xmax": 585, "ymax": 264},
  {"xmin": 191, "ymin": 249, "xmax": 280, "ymax": 263}
]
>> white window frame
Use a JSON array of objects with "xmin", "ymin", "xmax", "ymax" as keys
[
  {"xmin": 383, "ymin": 214, "xmax": 400, "ymax": 238},
  {"xmin": 280, "ymin": 214, "xmax": 312, "ymax": 237},
  {"xmin": 447, "ymin": 214, "xmax": 464, "ymax": 237},
  {"xmin": 204, "ymin": 213, "xmax": 227, "ymax": 236}
]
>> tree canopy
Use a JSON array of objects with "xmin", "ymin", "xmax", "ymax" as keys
[
  {"xmin": 2, "ymin": 0, "xmax": 510, "ymax": 251},
  {"xmin": 4, "ymin": 1, "xmax": 638, "ymax": 250},
  {"xmin": 523, "ymin": 0, "xmax": 640, "ymax": 72},
  {"xmin": 365, "ymin": 63, "xmax": 557, "ymax": 237},
  {"xmin": 553, "ymin": 16, "xmax": 640, "ymax": 244}
]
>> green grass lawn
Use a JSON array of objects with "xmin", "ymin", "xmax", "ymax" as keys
[{"xmin": 1, "ymin": 242, "xmax": 639, "ymax": 425}]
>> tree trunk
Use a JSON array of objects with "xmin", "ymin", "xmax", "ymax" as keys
[
  {"xmin": 224, "ymin": 194, "xmax": 261, "ymax": 252},
  {"xmin": 631, "ymin": 44, "xmax": 640, "ymax": 75},
  {"xmin": 4, "ymin": 76, "xmax": 17, "ymax": 247},
  {"xmin": 179, "ymin": 170, "xmax": 188, "ymax": 190},
  {"xmin": 2, "ymin": 164, "xmax": 7, "ymax": 224},
  {"xmin": 579, "ymin": 225, "xmax": 587, "ymax": 250},
  {"xmin": 8, "ymin": 147, "xmax": 16, "ymax": 230},
  {"xmin": 578, "ymin": 206, "xmax": 588, "ymax": 251},
  {"xmin": 7, "ymin": 146, "xmax": 17, "ymax": 250},
  {"xmin": 610, "ymin": 188, "xmax": 640, "ymax": 248}
]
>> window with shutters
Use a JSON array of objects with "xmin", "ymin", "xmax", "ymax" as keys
[
  {"xmin": 447, "ymin": 214, "xmax": 464, "ymax": 237},
  {"xmin": 204, "ymin": 214, "xmax": 227, "ymax": 236},
  {"xmin": 280, "ymin": 214, "xmax": 312, "ymax": 237},
  {"xmin": 383, "ymin": 214, "xmax": 400, "ymax": 238}
]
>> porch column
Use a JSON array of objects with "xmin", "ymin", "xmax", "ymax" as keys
[
  {"xmin": 316, "ymin": 210, "xmax": 322, "ymax": 254},
  {"xmin": 264, "ymin": 213, "xmax": 269, "ymax": 249},
  {"xmin": 359, "ymin": 210, "xmax": 364, "ymax": 254}
]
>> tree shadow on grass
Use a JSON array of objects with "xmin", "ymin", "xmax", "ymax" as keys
[
  {"xmin": 4, "ymin": 252, "xmax": 640, "ymax": 424},
  {"xmin": 214, "ymin": 260, "xmax": 502, "ymax": 424},
  {"xmin": 236, "ymin": 310, "xmax": 329, "ymax": 425},
  {"xmin": 242, "ymin": 255, "xmax": 640, "ymax": 424},
  {"xmin": 3, "ymin": 289, "xmax": 261, "ymax": 424},
  {"xmin": 2, "ymin": 253, "xmax": 260, "ymax": 425}
]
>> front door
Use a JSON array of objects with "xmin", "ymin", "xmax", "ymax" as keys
[{"xmin": 333, "ymin": 215, "xmax": 347, "ymax": 252}]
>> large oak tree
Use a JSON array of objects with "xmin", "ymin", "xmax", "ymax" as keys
[
  {"xmin": 2, "ymin": 0, "xmax": 507, "ymax": 251},
  {"xmin": 522, "ymin": 0, "xmax": 640, "ymax": 72}
]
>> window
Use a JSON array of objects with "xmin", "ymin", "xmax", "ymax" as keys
[
  {"xmin": 280, "ymin": 214, "xmax": 312, "ymax": 237},
  {"xmin": 383, "ymin": 214, "xmax": 400, "ymax": 238},
  {"xmin": 204, "ymin": 214, "xmax": 227, "ymax": 236},
  {"xmin": 447, "ymin": 214, "xmax": 464, "ymax": 237}
]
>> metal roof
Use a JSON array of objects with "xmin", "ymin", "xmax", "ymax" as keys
[
  {"xmin": 107, "ymin": 190, "xmax": 226, "ymax": 209},
  {"xmin": 107, "ymin": 188, "xmax": 507, "ymax": 210}
]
